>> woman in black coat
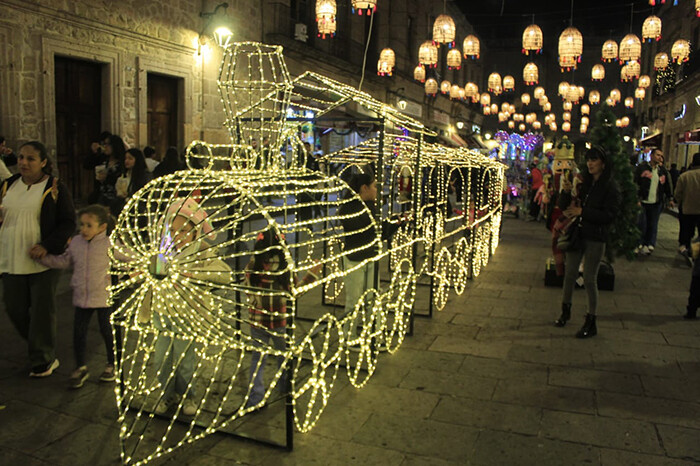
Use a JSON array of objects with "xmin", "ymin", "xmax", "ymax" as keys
[{"xmin": 554, "ymin": 146, "xmax": 620, "ymax": 338}]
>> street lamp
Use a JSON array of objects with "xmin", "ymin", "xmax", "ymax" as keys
[{"xmin": 200, "ymin": 3, "xmax": 233, "ymax": 49}]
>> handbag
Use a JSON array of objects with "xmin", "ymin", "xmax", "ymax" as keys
[{"xmin": 557, "ymin": 217, "xmax": 582, "ymax": 252}]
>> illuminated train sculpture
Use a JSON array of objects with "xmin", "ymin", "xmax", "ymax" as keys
[{"xmin": 109, "ymin": 42, "xmax": 504, "ymax": 465}]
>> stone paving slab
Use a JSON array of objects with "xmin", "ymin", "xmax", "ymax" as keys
[{"xmin": 1, "ymin": 213, "xmax": 699, "ymax": 464}]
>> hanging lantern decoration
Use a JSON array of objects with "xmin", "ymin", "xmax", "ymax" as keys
[
  {"xmin": 462, "ymin": 35, "xmax": 480, "ymax": 59},
  {"xmin": 654, "ymin": 52, "xmax": 669, "ymax": 70},
  {"xmin": 419, "ymin": 41, "xmax": 439, "ymax": 68},
  {"xmin": 433, "ymin": 14, "xmax": 456, "ymax": 47},
  {"xmin": 483, "ymin": 105, "xmax": 491, "ymax": 115},
  {"xmin": 620, "ymin": 61, "xmax": 640, "ymax": 82},
  {"xmin": 578, "ymin": 85, "xmax": 585, "ymax": 99},
  {"xmin": 563, "ymin": 111, "xmax": 572, "ymax": 122},
  {"xmin": 465, "ymin": 82, "xmax": 478, "ymax": 98},
  {"xmin": 621, "ymin": 116, "xmax": 630, "ymax": 127},
  {"xmin": 581, "ymin": 104, "xmax": 590, "ymax": 115},
  {"xmin": 648, "ymin": 1, "xmax": 666, "ymax": 6},
  {"xmin": 521, "ymin": 93, "xmax": 531, "ymax": 105},
  {"xmin": 316, "ymin": 0, "xmax": 337, "ymax": 39},
  {"xmin": 608, "ymin": 97, "xmax": 617, "ymax": 107},
  {"xmin": 533, "ymin": 86, "xmax": 545, "ymax": 99},
  {"xmin": 580, "ymin": 124, "xmax": 588, "ymax": 134},
  {"xmin": 377, "ymin": 48, "xmax": 395, "ymax": 76},
  {"xmin": 508, "ymin": 120, "xmax": 515, "ymax": 129},
  {"xmin": 610, "ymin": 88, "xmax": 621, "ymax": 103},
  {"xmin": 413, "ymin": 64, "xmax": 426, "ymax": 82},
  {"xmin": 446, "ymin": 48, "xmax": 462, "ymax": 70},
  {"xmin": 697, "ymin": 0, "xmax": 700, "ymax": 17},
  {"xmin": 625, "ymin": 97, "xmax": 634, "ymax": 108},
  {"xmin": 449, "ymin": 84, "xmax": 461, "ymax": 99},
  {"xmin": 543, "ymin": 102, "xmax": 552, "ymax": 112},
  {"xmin": 563, "ymin": 101, "xmax": 573, "ymax": 111},
  {"xmin": 471, "ymin": 92, "xmax": 480, "ymax": 104},
  {"xmin": 559, "ymin": 54, "xmax": 578, "ymax": 71},
  {"xmin": 351, "ymin": 0, "xmax": 377, "ymax": 15},
  {"xmin": 562, "ymin": 121, "xmax": 571, "ymax": 132},
  {"xmin": 490, "ymin": 103, "xmax": 499, "ymax": 114},
  {"xmin": 533, "ymin": 121, "xmax": 542, "ymax": 130},
  {"xmin": 523, "ymin": 63, "xmax": 539, "ymax": 85},
  {"xmin": 591, "ymin": 64, "xmax": 605, "ymax": 81},
  {"xmin": 480, "ymin": 93, "xmax": 491, "ymax": 107},
  {"xmin": 589, "ymin": 90, "xmax": 601, "ymax": 105},
  {"xmin": 522, "ymin": 24, "xmax": 544, "ymax": 54},
  {"xmin": 550, "ymin": 122, "xmax": 558, "ymax": 131},
  {"xmin": 440, "ymin": 80, "xmax": 452, "ymax": 94},
  {"xmin": 619, "ymin": 34, "xmax": 642, "ymax": 63},
  {"xmin": 581, "ymin": 116, "xmax": 590, "ymax": 126},
  {"xmin": 498, "ymin": 112, "xmax": 507, "ymax": 122},
  {"xmin": 458, "ymin": 87, "xmax": 466, "ymax": 100},
  {"xmin": 503, "ymin": 75, "xmax": 515, "ymax": 92},
  {"xmin": 558, "ymin": 81, "xmax": 570, "ymax": 97},
  {"xmin": 519, "ymin": 123, "xmax": 526, "ymax": 132},
  {"xmin": 501, "ymin": 102, "xmax": 510, "ymax": 113},
  {"xmin": 635, "ymin": 87, "xmax": 646, "ymax": 100},
  {"xmin": 601, "ymin": 40, "xmax": 619, "ymax": 63},
  {"xmin": 671, "ymin": 39, "xmax": 691, "ymax": 64},
  {"xmin": 539, "ymin": 95, "xmax": 549, "ymax": 106},
  {"xmin": 558, "ymin": 27, "xmax": 583, "ymax": 62},
  {"xmin": 425, "ymin": 78, "xmax": 438, "ymax": 96},
  {"xmin": 638, "ymin": 75, "xmax": 651, "ymax": 89},
  {"xmin": 545, "ymin": 114, "xmax": 552, "ymax": 124},
  {"xmin": 509, "ymin": 104, "xmax": 516, "ymax": 114},
  {"xmin": 642, "ymin": 15, "xmax": 662, "ymax": 42},
  {"xmin": 488, "ymin": 73, "xmax": 502, "ymax": 93},
  {"xmin": 615, "ymin": 118, "xmax": 622, "ymax": 127},
  {"xmin": 514, "ymin": 113, "xmax": 524, "ymax": 122}
]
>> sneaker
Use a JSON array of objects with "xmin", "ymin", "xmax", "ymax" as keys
[
  {"xmin": 154, "ymin": 396, "xmax": 175, "ymax": 415},
  {"xmin": 634, "ymin": 245, "xmax": 641, "ymax": 254},
  {"xmin": 99, "ymin": 364, "xmax": 116, "ymax": 382},
  {"xmin": 181, "ymin": 398, "xmax": 196, "ymax": 416},
  {"xmin": 647, "ymin": 245, "xmax": 655, "ymax": 252},
  {"xmin": 641, "ymin": 246, "xmax": 651, "ymax": 255},
  {"xmin": 29, "ymin": 359, "xmax": 60, "ymax": 378},
  {"xmin": 70, "ymin": 366, "xmax": 90, "ymax": 389},
  {"xmin": 681, "ymin": 248, "xmax": 694, "ymax": 267}
]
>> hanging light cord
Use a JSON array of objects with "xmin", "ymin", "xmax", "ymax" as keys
[
  {"xmin": 629, "ymin": 2, "xmax": 634, "ymax": 33},
  {"xmin": 358, "ymin": 11, "xmax": 375, "ymax": 92},
  {"xmin": 569, "ymin": 0, "xmax": 574, "ymax": 26}
]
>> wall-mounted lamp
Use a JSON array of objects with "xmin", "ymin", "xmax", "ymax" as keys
[
  {"xmin": 623, "ymin": 135, "xmax": 631, "ymax": 142},
  {"xmin": 392, "ymin": 87, "xmax": 407, "ymax": 110},
  {"xmin": 200, "ymin": 2, "xmax": 233, "ymax": 51},
  {"xmin": 456, "ymin": 121, "xmax": 465, "ymax": 130}
]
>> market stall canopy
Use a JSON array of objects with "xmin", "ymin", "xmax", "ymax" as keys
[{"xmin": 640, "ymin": 131, "xmax": 662, "ymax": 147}]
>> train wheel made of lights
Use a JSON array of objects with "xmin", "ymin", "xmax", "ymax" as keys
[
  {"xmin": 345, "ymin": 288, "xmax": 382, "ymax": 388},
  {"xmin": 452, "ymin": 236, "xmax": 470, "ymax": 295},
  {"xmin": 432, "ymin": 247, "xmax": 451, "ymax": 311},
  {"xmin": 381, "ymin": 258, "xmax": 415, "ymax": 353}
]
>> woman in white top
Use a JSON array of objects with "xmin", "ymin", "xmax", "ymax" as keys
[{"xmin": 0, "ymin": 141, "xmax": 76, "ymax": 377}]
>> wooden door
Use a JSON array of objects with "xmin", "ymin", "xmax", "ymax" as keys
[
  {"xmin": 54, "ymin": 56, "xmax": 102, "ymax": 202},
  {"xmin": 147, "ymin": 74, "xmax": 179, "ymax": 158}
]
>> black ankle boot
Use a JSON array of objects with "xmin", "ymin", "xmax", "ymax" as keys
[
  {"xmin": 575, "ymin": 314, "xmax": 597, "ymax": 338},
  {"xmin": 554, "ymin": 303, "xmax": 571, "ymax": 327},
  {"xmin": 684, "ymin": 308, "xmax": 697, "ymax": 320}
]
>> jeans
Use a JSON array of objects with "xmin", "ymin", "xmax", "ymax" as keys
[
  {"xmin": 2, "ymin": 270, "xmax": 60, "ymax": 367},
  {"xmin": 678, "ymin": 212, "xmax": 700, "ymax": 250},
  {"xmin": 562, "ymin": 240, "xmax": 606, "ymax": 316},
  {"xmin": 343, "ymin": 257, "xmax": 376, "ymax": 340},
  {"xmin": 74, "ymin": 307, "xmax": 114, "ymax": 367},
  {"xmin": 153, "ymin": 314, "xmax": 196, "ymax": 398},
  {"xmin": 248, "ymin": 326, "xmax": 287, "ymax": 406},
  {"xmin": 638, "ymin": 202, "xmax": 663, "ymax": 247}
]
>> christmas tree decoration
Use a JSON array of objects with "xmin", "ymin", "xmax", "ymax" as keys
[
  {"xmin": 440, "ymin": 80, "xmax": 452, "ymax": 94},
  {"xmin": 523, "ymin": 63, "xmax": 539, "ymax": 85},
  {"xmin": 654, "ymin": 52, "xmax": 670, "ymax": 70},
  {"xmin": 635, "ymin": 87, "xmax": 646, "ymax": 100},
  {"xmin": 602, "ymin": 39, "xmax": 619, "ymax": 62},
  {"xmin": 581, "ymin": 104, "xmax": 590, "ymax": 115},
  {"xmin": 619, "ymin": 34, "xmax": 641, "ymax": 63},
  {"xmin": 433, "ymin": 14, "xmax": 456, "ymax": 47},
  {"xmin": 591, "ymin": 64, "xmax": 605, "ymax": 81},
  {"xmin": 462, "ymin": 34, "xmax": 480, "ymax": 59},
  {"xmin": 419, "ymin": 41, "xmax": 439, "ymax": 67},
  {"xmin": 503, "ymin": 75, "xmax": 515, "ymax": 92},
  {"xmin": 351, "ymin": 0, "xmax": 377, "ymax": 15},
  {"xmin": 523, "ymin": 23, "xmax": 543, "ymax": 54},
  {"xmin": 488, "ymin": 73, "xmax": 502, "ymax": 93},
  {"xmin": 446, "ymin": 48, "xmax": 462, "ymax": 69},
  {"xmin": 620, "ymin": 61, "xmax": 640, "ymax": 82},
  {"xmin": 425, "ymin": 77, "xmax": 438, "ymax": 96},
  {"xmin": 521, "ymin": 93, "xmax": 531, "ymax": 105},
  {"xmin": 377, "ymin": 48, "xmax": 395, "ymax": 76},
  {"xmin": 413, "ymin": 64, "xmax": 426, "ymax": 82},
  {"xmin": 316, "ymin": 0, "xmax": 337, "ymax": 38},
  {"xmin": 642, "ymin": 15, "xmax": 662, "ymax": 42},
  {"xmin": 589, "ymin": 90, "xmax": 601, "ymax": 105},
  {"xmin": 671, "ymin": 39, "xmax": 691, "ymax": 64}
]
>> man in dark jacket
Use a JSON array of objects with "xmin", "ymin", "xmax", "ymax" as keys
[{"xmin": 634, "ymin": 149, "xmax": 672, "ymax": 255}]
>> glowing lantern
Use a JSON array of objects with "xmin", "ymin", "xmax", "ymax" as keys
[
  {"xmin": 509, "ymin": 104, "xmax": 516, "ymax": 114},
  {"xmin": 558, "ymin": 81, "xmax": 570, "ymax": 96},
  {"xmin": 591, "ymin": 64, "xmax": 605, "ymax": 81},
  {"xmin": 539, "ymin": 95, "xmax": 549, "ymax": 106},
  {"xmin": 581, "ymin": 104, "xmax": 590, "ymax": 115},
  {"xmin": 508, "ymin": 120, "xmax": 515, "ymax": 129},
  {"xmin": 425, "ymin": 78, "xmax": 438, "ymax": 96},
  {"xmin": 519, "ymin": 123, "xmax": 526, "ymax": 132},
  {"xmin": 503, "ymin": 75, "xmax": 515, "ymax": 92},
  {"xmin": 638, "ymin": 75, "xmax": 650, "ymax": 89},
  {"xmin": 351, "ymin": 0, "xmax": 376, "ymax": 15},
  {"xmin": 545, "ymin": 114, "xmax": 552, "ymax": 124},
  {"xmin": 642, "ymin": 15, "xmax": 662, "ymax": 42},
  {"xmin": 419, "ymin": 41, "xmax": 439, "ymax": 67},
  {"xmin": 615, "ymin": 118, "xmax": 622, "ymax": 127},
  {"xmin": 533, "ymin": 121, "xmax": 541, "ymax": 130},
  {"xmin": 490, "ymin": 103, "xmax": 498, "ymax": 114},
  {"xmin": 563, "ymin": 112, "xmax": 572, "ymax": 122},
  {"xmin": 522, "ymin": 63, "xmax": 538, "ymax": 86},
  {"xmin": 697, "ymin": 0, "xmax": 700, "ymax": 17},
  {"xmin": 581, "ymin": 116, "xmax": 590, "ymax": 126},
  {"xmin": 589, "ymin": 90, "xmax": 600, "ymax": 105},
  {"xmin": 483, "ymin": 105, "xmax": 491, "ymax": 115},
  {"xmin": 498, "ymin": 112, "xmax": 507, "ymax": 122},
  {"xmin": 559, "ymin": 27, "xmax": 583, "ymax": 62},
  {"xmin": 446, "ymin": 48, "xmax": 462, "ymax": 69},
  {"xmin": 619, "ymin": 34, "xmax": 641, "ymax": 63},
  {"xmin": 625, "ymin": 97, "xmax": 634, "ymax": 108},
  {"xmin": 620, "ymin": 61, "xmax": 640, "ymax": 82},
  {"xmin": 563, "ymin": 101, "xmax": 573, "ymax": 111},
  {"xmin": 521, "ymin": 93, "xmax": 531, "ymax": 105},
  {"xmin": 488, "ymin": 73, "xmax": 502, "ymax": 93},
  {"xmin": 316, "ymin": 0, "xmax": 337, "ymax": 39},
  {"xmin": 578, "ymin": 86, "xmax": 585, "ymax": 98},
  {"xmin": 610, "ymin": 88, "xmax": 621, "ymax": 103},
  {"xmin": 601, "ymin": 40, "xmax": 618, "ymax": 62},
  {"xmin": 413, "ymin": 65, "xmax": 426, "ymax": 82},
  {"xmin": 621, "ymin": 116, "xmax": 630, "ymax": 127},
  {"xmin": 654, "ymin": 52, "xmax": 669, "ymax": 70},
  {"xmin": 480, "ymin": 93, "xmax": 491, "ymax": 107},
  {"xmin": 377, "ymin": 48, "xmax": 395, "ymax": 76},
  {"xmin": 543, "ymin": 102, "xmax": 552, "ymax": 112},
  {"xmin": 440, "ymin": 80, "xmax": 452, "ymax": 94},
  {"xmin": 562, "ymin": 121, "xmax": 571, "ymax": 132},
  {"xmin": 550, "ymin": 122, "xmax": 558, "ymax": 131},
  {"xmin": 533, "ymin": 86, "xmax": 545, "ymax": 99},
  {"xmin": 672, "ymin": 39, "xmax": 691, "ymax": 64},
  {"xmin": 635, "ymin": 87, "xmax": 646, "ymax": 100},
  {"xmin": 465, "ymin": 82, "xmax": 478, "ymax": 98},
  {"xmin": 580, "ymin": 124, "xmax": 587, "ymax": 134},
  {"xmin": 458, "ymin": 87, "xmax": 466, "ymax": 100},
  {"xmin": 559, "ymin": 54, "xmax": 577, "ymax": 71},
  {"xmin": 449, "ymin": 84, "xmax": 461, "ymax": 99},
  {"xmin": 522, "ymin": 24, "xmax": 543, "ymax": 54},
  {"xmin": 433, "ymin": 14, "xmax": 456, "ymax": 47},
  {"xmin": 463, "ymin": 35, "xmax": 480, "ymax": 59},
  {"xmin": 471, "ymin": 92, "xmax": 480, "ymax": 104},
  {"xmin": 501, "ymin": 102, "xmax": 510, "ymax": 112}
]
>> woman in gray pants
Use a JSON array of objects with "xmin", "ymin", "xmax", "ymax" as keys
[{"xmin": 554, "ymin": 146, "xmax": 620, "ymax": 338}]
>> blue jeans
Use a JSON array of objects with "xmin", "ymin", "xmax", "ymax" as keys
[
  {"xmin": 248, "ymin": 326, "xmax": 287, "ymax": 406},
  {"xmin": 638, "ymin": 202, "xmax": 663, "ymax": 247}
]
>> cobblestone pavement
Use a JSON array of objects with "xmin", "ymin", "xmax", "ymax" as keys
[{"xmin": 1, "ymin": 213, "xmax": 698, "ymax": 465}]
